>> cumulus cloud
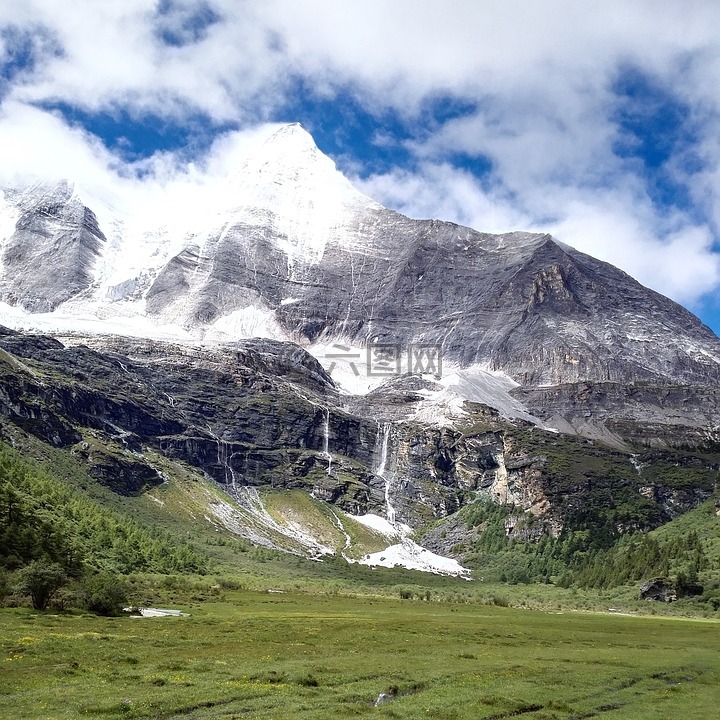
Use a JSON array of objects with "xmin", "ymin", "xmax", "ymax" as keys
[
  {"xmin": 0, "ymin": 100, "xmax": 119, "ymax": 188},
  {"xmin": 1, "ymin": 0, "xmax": 720, "ymax": 315},
  {"xmin": 0, "ymin": 98, "xmax": 281, "ymax": 226},
  {"xmin": 5, "ymin": 1, "xmax": 719, "ymax": 122}
]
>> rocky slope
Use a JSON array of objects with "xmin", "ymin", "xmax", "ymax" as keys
[{"xmin": 0, "ymin": 180, "xmax": 106, "ymax": 312}]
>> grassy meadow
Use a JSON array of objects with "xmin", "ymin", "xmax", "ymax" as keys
[
  {"xmin": 2, "ymin": 430, "xmax": 720, "ymax": 719},
  {"xmin": 2, "ymin": 590, "xmax": 719, "ymax": 720}
]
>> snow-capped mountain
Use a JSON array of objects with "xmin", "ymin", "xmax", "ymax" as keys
[
  {"xmin": 1, "ymin": 123, "xmax": 719, "ymax": 435},
  {"xmin": 1, "ymin": 123, "xmax": 720, "ymax": 573}
]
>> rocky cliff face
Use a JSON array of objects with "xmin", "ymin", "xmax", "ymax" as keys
[
  {"xmin": 0, "ymin": 181, "xmax": 105, "ymax": 312},
  {"xmin": 1, "ymin": 327, "xmax": 716, "ymax": 550}
]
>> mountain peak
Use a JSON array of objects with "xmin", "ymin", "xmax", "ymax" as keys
[
  {"xmin": 221, "ymin": 123, "xmax": 378, "ymax": 251},
  {"xmin": 265, "ymin": 122, "xmax": 316, "ymax": 146},
  {"xmin": 239, "ymin": 122, "xmax": 324, "ymax": 176}
]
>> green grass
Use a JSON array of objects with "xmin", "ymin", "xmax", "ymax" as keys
[{"xmin": 1, "ymin": 592, "xmax": 718, "ymax": 720}]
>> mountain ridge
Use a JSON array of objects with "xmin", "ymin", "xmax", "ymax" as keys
[{"xmin": 0, "ymin": 129, "xmax": 720, "ymax": 372}]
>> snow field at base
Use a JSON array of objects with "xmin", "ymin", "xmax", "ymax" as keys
[
  {"xmin": 357, "ymin": 541, "xmax": 471, "ymax": 577},
  {"xmin": 350, "ymin": 512, "xmax": 470, "ymax": 577},
  {"xmin": 0, "ymin": 300, "xmax": 195, "ymax": 343},
  {"xmin": 351, "ymin": 512, "xmax": 411, "ymax": 538}
]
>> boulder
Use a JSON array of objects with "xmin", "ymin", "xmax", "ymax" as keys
[{"xmin": 640, "ymin": 577, "xmax": 677, "ymax": 602}]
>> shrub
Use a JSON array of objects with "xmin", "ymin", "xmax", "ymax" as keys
[
  {"xmin": 489, "ymin": 595, "xmax": 509, "ymax": 607},
  {"xmin": 81, "ymin": 573, "xmax": 131, "ymax": 616},
  {"xmin": 15, "ymin": 560, "xmax": 68, "ymax": 610},
  {"xmin": 50, "ymin": 586, "xmax": 86, "ymax": 611},
  {"xmin": 216, "ymin": 577, "xmax": 243, "ymax": 590}
]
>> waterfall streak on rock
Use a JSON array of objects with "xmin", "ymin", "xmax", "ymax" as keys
[
  {"xmin": 374, "ymin": 423, "xmax": 395, "ymax": 523},
  {"xmin": 323, "ymin": 407, "xmax": 332, "ymax": 474},
  {"xmin": 330, "ymin": 510, "xmax": 353, "ymax": 560}
]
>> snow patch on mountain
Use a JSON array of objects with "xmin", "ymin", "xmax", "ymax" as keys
[
  {"xmin": 359, "ymin": 541, "xmax": 470, "ymax": 577},
  {"xmin": 204, "ymin": 306, "xmax": 290, "ymax": 342},
  {"xmin": 350, "ymin": 512, "xmax": 470, "ymax": 577},
  {"xmin": 439, "ymin": 365, "xmax": 541, "ymax": 423},
  {"xmin": 309, "ymin": 340, "xmax": 384, "ymax": 395},
  {"xmin": 0, "ymin": 297, "xmax": 542, "ymax": 424},
  {"xmin": 402, "ymin": 363, "xmax": 541, "ymax": 425},
  {"xmin": 352, "ymin": 512, "xmax": 412, "ymax": 537}
]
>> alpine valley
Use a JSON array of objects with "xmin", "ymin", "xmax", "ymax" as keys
[{"xmin": 1, "ymin": 123, "xmax": 719, "ymax": 592}]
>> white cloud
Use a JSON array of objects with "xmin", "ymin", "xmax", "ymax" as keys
[
  {"xmin": 0, "ymin": 99, "xmax": 281, "ymax": 226},
  {"xmin": 5, "ymin": 1, "xmax": 718, "ymax": 121},
  {"xmin": 1, "ymin": 1, "xmax": 287, "ymax": 120},
  {"xmin": 0, "ymin": 100, "xmax": 119, "ymax": 189},
  {"xmin": 355, "ymin": 163, "xmax": 529, "ymax": 234}
]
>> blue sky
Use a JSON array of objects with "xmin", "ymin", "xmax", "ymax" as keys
[{"xmin": 1, "ymin": 0, "xmax": 720, "ymax": 336}]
